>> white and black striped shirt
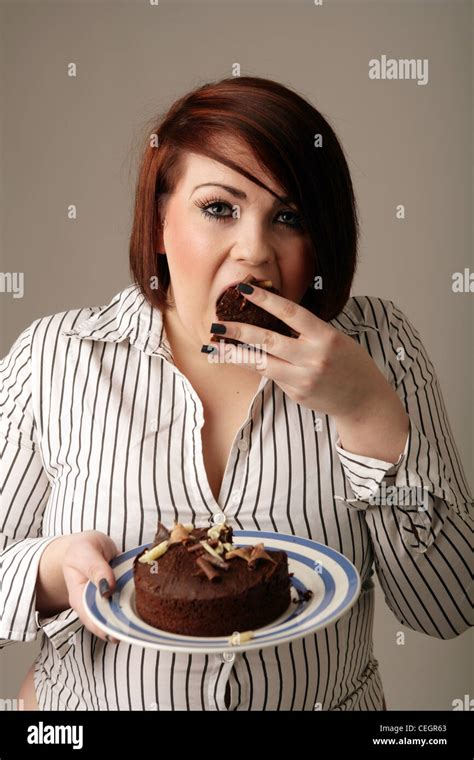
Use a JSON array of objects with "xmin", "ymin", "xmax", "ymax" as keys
[{"xmin": 1, "ymin": 283, "xmax": 472, "ymax": 710}]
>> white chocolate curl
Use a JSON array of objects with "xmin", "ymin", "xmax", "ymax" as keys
[{"xmin": 138, "ymin": 539, "xmax": 169, "ymax": 564}]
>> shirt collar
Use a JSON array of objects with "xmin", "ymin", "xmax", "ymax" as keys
[
  {"xmin": 60, "ymin": 283, "xmax": 174, "ymax": 362},
  {"xmin": 60, "ymin": 284, "xmax": 379, "ymax": 358}
]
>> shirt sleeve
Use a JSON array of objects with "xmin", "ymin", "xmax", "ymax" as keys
[
  {"xmin": 334, "ymin": 298, "xmax": 473, "ymax": 639},
  {"xmin": 0, "ymin": 321, "xmax": 77, "ymax": 651}
]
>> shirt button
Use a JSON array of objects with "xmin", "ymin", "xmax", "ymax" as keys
[
  {"xmin": 212, "ymin": 512, "xmax": 226, "ymax": 525},
  {"xmin": 237, "ymin": 439, "xmax": 248, "ymax": 451},
  {"xmin": 232, "ymin": 491, "xmax": 240, "ymax": 504}
]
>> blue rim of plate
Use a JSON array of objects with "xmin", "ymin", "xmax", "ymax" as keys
[{"xmin": 83, "ymin": 530, "xmax": 361, "ymax": 654}]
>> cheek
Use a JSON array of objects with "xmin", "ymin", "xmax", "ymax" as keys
[
  {"xmin": 280, "ymin": 245, "xmax": 315, "ymax": 300},
  {"xmin": 164, "ymin": 212, "xmax": 214, "ymax": 278}
]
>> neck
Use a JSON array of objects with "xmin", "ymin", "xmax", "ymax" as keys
[{"xmin": 162, "ymin": 307, "xmax": 259, "ymax": 383}]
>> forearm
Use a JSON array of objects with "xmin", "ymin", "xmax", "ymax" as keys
[
  {"xmin": 35, "ymin": 535, "xmax": 73, "ymax": 617},
  {"xmin": 363, "ymin": 491, "xmax": 473, "ymax": 638},
  {"xmin": 333, "ymin": 383, "xmax": 410, "ymax": 463}
]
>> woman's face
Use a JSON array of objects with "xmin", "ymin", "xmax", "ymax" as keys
[{"xmin": 157, "ymin": 140, "xmax": 316, "ymax": 353}]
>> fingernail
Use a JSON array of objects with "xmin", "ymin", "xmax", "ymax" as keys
[
  {"xmin": 99, "ymin": 578, "xmax": 111, "ymax": 597},
  {"xmin": 201, "ymin": 344, "xmax": 217, "ymax": 353},
  {"xmin": 210, "ymin": 323, "xmax": 226, "ymax": 334},
  {"xmin": 237, "ymin": 282, "xmax": 254, "ymax": 294},
  {"xmin": 105, "ymin": 634, "xmax": 118, "ymax": 644}
]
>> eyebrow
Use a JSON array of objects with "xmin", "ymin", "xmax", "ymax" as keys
[{"xmin": 190, "ymin": 183, "xmax": 293, "ymax": 205}]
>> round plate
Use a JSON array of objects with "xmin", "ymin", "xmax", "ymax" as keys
[{"xmin": 83, "ymin": 530, "xmax": 361, "ymax": 654}]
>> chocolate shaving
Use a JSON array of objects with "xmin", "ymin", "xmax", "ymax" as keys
[
  {"xmin": 224, "ymin": 547, "xmax": 253, "ymax": 563},
  {"xmin": 169, "ymin": 523, "xmax": 192, "ymax": 545},
  {"xmin": 201, "ymin": 553, "xmax": 230, "ymax": 571},
  {"xmin": 153, "ymin": 521, "xmax": 171, "ymax": 545},
  {"xmin": 196, "ymin": 557, "xmax": 222, "ymax": 582},
  {"xmin": 248, "ymin": 543, "xmax": 277, "ymax": 569},
  {"xmin": 293, "ymin": 588, "xmax": 313, "ymax": 603},
  {"xmin": 186, "ymin": 543, "xmax": 205, "ymax": 553},
  {"xmin": 219, "ymin": 525, "xmax": 233, "ymax": 544}
]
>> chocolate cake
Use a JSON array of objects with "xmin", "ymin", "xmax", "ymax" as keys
[
  {"xmin": 210, "ymin": 274, "xmax": 300, "ymax": 347},
  {"xmin": 133, "ymin": 520, "xmax": 292, "ymax": 637}
]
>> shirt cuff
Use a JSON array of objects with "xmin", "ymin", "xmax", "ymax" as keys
[
  {"xmin": 334, "ymin": 427, "xmax": 409, "ymax": 507},
  {"xmin": 334, "ymin": 417, "xmax": 474, "ymax": 553},
  {"xmin": 0, "ymin": 535, "xmax": 81, "ymax": 654},
  {"xmin": 0, "ymin": 536, "xmax": 61, "ymax": 644}
]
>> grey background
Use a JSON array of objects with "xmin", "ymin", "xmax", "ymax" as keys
[{"xmin": 0, "ymin": 0, "xmax": 472, "ymax": 710}]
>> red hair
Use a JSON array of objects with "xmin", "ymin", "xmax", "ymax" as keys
[{"xmin": 129, "ymin": 76, "xmax": 359, "ymax": 321}]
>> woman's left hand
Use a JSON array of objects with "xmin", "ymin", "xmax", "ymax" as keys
[{"xmin": 209, "ymin": 283, "xmax": 396, "ymax": 421}]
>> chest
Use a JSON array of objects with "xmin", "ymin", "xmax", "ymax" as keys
[{"xmin": 200, "ymin": 385, "xmax": 258, "ymax": 503}]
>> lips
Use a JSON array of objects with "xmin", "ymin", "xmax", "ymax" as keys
[
  {"xmin": 216, "ymin": 280, "xmax": 243, "ymax": 304},
  {"xmin": 215, "ymin": 276, "xmax": 278, "ymax": 305}
]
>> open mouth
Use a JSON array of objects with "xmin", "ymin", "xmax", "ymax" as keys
[
  {"xmin": 215, "ymin": 276, "xmax": 276, "ymax": 305},
  {"xmin": 216, "ymin": 280, "xmax": 243, "ymax": 304}
]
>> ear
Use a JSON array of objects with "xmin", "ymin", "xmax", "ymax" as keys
[
  {"xmin": 155, "ymin": 215, "xmax": 166, "ymax": 255},
  {"xmin": 155, "ymin": 196, "xmax": 168, "ymax": 254},
  {"xmin": 155, "ymin": 234, "xmax": 166, "ymax": 256}
]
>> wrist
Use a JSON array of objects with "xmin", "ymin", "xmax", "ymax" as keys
[
  {"xmin": 36, "ymin": 534, "xmax": 74, "ymax": 617},
  {"xmin": 334, "ymin": 387, "xmax": 409, "ymax": 463}
]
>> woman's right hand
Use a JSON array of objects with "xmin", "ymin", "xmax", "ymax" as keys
[
  {"xmin": 37, "ymin": 530, "xmax": 119, "ymax": 643},
  {"xmin": 64, "ymin": 530, "xmax": 119, "ymax": 642}
]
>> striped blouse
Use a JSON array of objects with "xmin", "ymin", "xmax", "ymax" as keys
[{"xmin": 1, "ymin": 283, "xmax": 472, "ymax": 711}]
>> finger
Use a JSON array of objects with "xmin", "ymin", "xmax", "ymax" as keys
[
  {"xmin": 235, "ymin": 281, "xmax": 329, "ymax": 338},
  {"xmin": 79, "ymin": 603, "xmax": 118, "ymax": 644},
  {"xmin": 211, "ymin": 323, "xmax": 305, "ymax": 364},
  {"xmin": 64, "ymin": 570, "xmax": 118, "ymax": 643},
  {"xmin": 215, "ymin": 342, "xmax": 309, "ymax": 388},
  {"xmin": 82, "ymin": 531, "xmax": 119, "ymax": 563},
  {"xmin": 99, "ymin": 534, "xmax": 119, "ymax": 563},
  {"xmin": 80, "ymin": 611, "xmax": 115, "ymax": 642},
  {"xmin": 214, "ymin": 341, "xmax": 271, "ymax": 373},
  {"xmin": 68, "ymin": 541, "xmax": 117, "ymax": 596},
  {"xmin": 63, "ymin": 564, "xmax": 115, "ymax": 619}
]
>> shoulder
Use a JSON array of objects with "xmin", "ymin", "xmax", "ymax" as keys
[
  {"xmin": 335, "ymin": 295, "xmax": 419, "ymax": 340},
  {"xmin": 3, "ymin": 305, "xmax": 99, "ymax": 361},
  {"xmin": 338, "ymin": 294, "xmax": 395, "ymax": 331},
  {"xmin": 0, "ymin": 288, "xmax": 128, "ymax": 374},
  {"xmin": 3, "ymin": 284, "xmax": 140, "ymax": 363},
  {"xmin": 331, "ymin": 295, "xmax": 426, "ymax": 381},
  {"xmin": 0, "ymin": 308, "xmax": 95, "ymax": 394}
]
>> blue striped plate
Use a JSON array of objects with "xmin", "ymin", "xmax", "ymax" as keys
[{"xmin": 83, "ymin": 530, "xmax": 361, "ymax": 654}]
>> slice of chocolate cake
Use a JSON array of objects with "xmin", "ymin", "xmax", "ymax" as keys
[
  {"xmin": 210, "ymin": 274, "xmax": 300, "ymax": 347},
  {"xmin": 133, "ymin": 519, "xmax": 292, "ymax": 638}
]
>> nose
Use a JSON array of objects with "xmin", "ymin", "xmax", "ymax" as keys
[{"xmin": 230, "ymin": 221, "xmax": 276, "ymax": 267}]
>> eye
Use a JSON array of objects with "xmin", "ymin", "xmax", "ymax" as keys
[
  {"xmin": 195, "ymin": 198, "xmax": 232, "ymax": 222},
  {"xmin": 194, "ymin": 196, "xmax": 304, "ymax": 229},
  {"xmin": 195, "ymin": 198, "xmax": 233, "ymax": 222},
  {"xmin": 276, "ymin": 210, "xmax": 304, "ymax": 228}
]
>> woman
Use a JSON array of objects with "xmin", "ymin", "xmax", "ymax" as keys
[{"xmin": 1, "ymin": 76, "xmax": 472, "ymax": 711}]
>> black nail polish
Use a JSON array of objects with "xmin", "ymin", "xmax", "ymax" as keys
[
  {"xmin": 237, "ymin": 282, "xmax": 254, "ymax": 294},
  {"xmin": 210, "ymin": 323, "xmax": 226, "ymax": 334},
  {"xmin": 201, "ymin": 344, "xmax": 216, "ymax": 353},
  {"xmin": 99, "ymin": 578, "xmax": 110, "ymax": 597}
]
